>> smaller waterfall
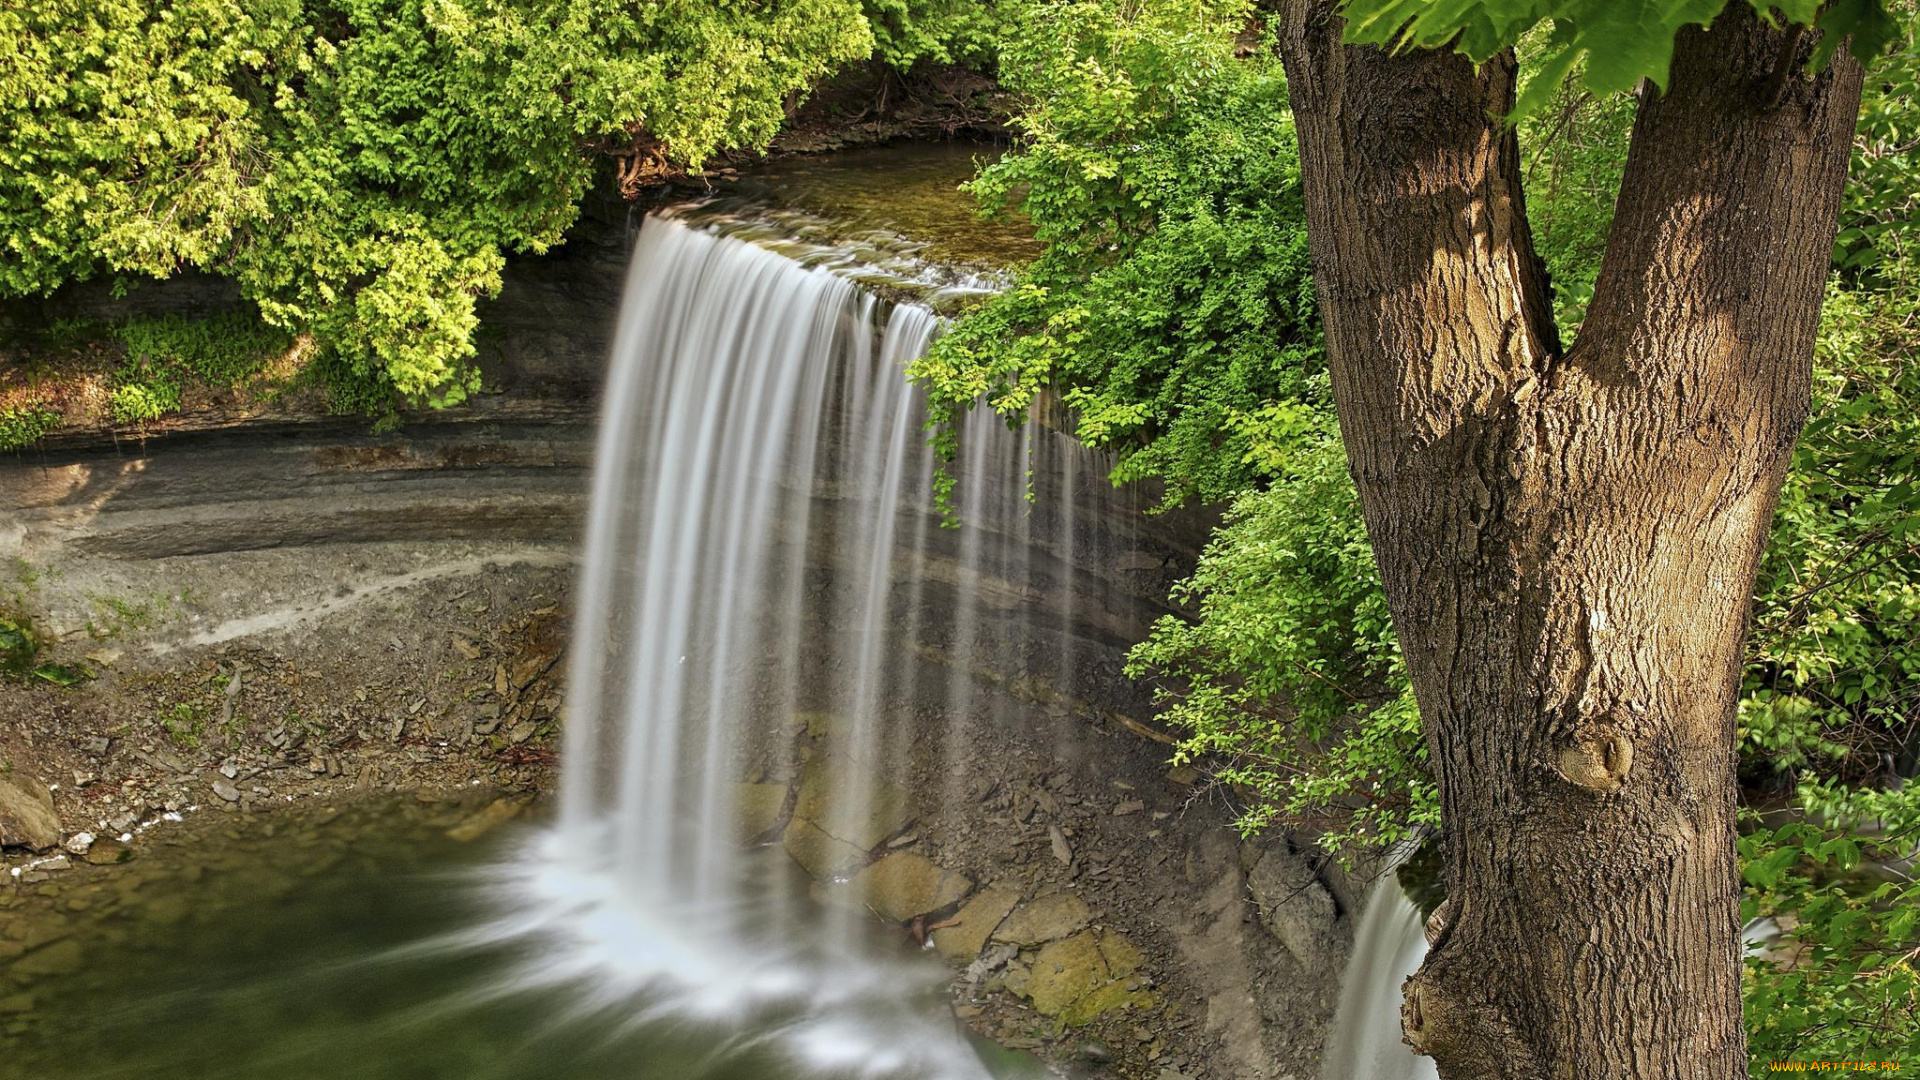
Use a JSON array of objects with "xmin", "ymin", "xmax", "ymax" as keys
[{"xmin": 1321, "ymin": 885, "xmax": 1440, "ymax": 1080}]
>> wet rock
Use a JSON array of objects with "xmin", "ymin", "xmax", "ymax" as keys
[
  {"xmin": 832, "ymin": 852, "xmax": 971, "ymax": 922},
  {"xmin": 62, "ymin": 833, "xmax": 93, "ymax": 857},
  {"xmin": 994, "ymin": 891, "xmax": 1091, "ymax": 946},
  {"xmin": 83, "ymin": 839, "xmax": 132, "ymax": 866},
  {"xmin": 0, "ymin": 777, "xmax": 61, "ymax": 852},
  {"xmin": 782, "ymin": 817, "xmax": 866, "ymax": 880},
  {"xmin": 932, "ymin": 885, "xmax": 1022, "ymax": 963},
  {"xmin": 1245, "ymin": 841, "xmax": 1339, "ymax": 971},
  {"xmin": 793, "ymin": 755, "xmax": 911, "ymax": 849},
  {"xmin": 445, "ymin": 798, "xmax": 524, "ymax": 842},
  {"xmin": 733, "ymin": 783, "xmax": 788, "ymax": 843},
  {"xmin": 0, "ymin": 993, "xmax": 32, "ymax": 1014}
]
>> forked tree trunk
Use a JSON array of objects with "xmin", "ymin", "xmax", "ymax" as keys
[{"xmin": 1273, "ymin": 4, "xmax": 1864, "ymax": 1077}]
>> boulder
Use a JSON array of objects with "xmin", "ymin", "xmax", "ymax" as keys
[
  {"xmin": 0, "ymin": 777, "xmax": 60, "ymax": 853},
  {"xmin": 932, "ymin": 885, "xmax": 1022, "ymax": 963},
  {"xmin": 1025, "ymin": 929, "xmax": 1154, "ymax": 1025},
  {"xmin": 783, "ymin": 817, "xmax": 866, "ymax": 880},
  {"xmin": 1246, "ymin": 841, "xmax": 1340, "ymax": 971},
  {"xmin": 993, "ymin": 890, "xmax": 1091, "ymax": 946},
  {"xmin": 732, "ymin": 783, "xmax": 789, "ymax": 843},
  {"xmin": 833, "ymin": 852, "xmax": 972, "ymax": 922},
  {"xmin": 792, "ymin": 754, "xmax": 911, "ymax": 849}
]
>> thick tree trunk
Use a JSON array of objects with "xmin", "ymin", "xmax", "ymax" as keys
[{"xmin": 1273, "ymin": 4, "xmax": 1864, "ymax": 1078}]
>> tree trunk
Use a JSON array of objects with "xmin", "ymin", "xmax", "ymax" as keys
[{"xmin": 1273, "ymin": 4, "xmax": 1864, "ymax": 1078}]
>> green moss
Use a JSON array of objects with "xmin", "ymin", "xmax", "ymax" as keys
[{"xmin": 0, "ymin": 617, "xmax": 37, "ymax": 676}]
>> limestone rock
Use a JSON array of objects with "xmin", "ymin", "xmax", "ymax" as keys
[
  {"xmin": 834, "ymin": 852, "xmax": 972, "ymax": 922},
  {"xmin": 83, "ymin": 838, "xmax": 132, "ymax": 866},
  {"xmin": 792, "ymin": 754, "xmax": 911, "ymax": 849},
  {"xmin": 1024, "ymin": 929, "xmax": 1154, "ymax": 1026},
  {"xmin": 783, "ymin": 817, "xmax": 866, "ymax": 880},
  {"xmin": 994, "ymin": 890, "xmax": 1091, "ymax": 946},
  {"xmin": 1246, "ymin": 841, "xmax": 1339, "ymax": 971},
  {"xmin": 932, "ymin": 885, "xmax": 1022, "ymax": 963},
  {"xmin": 0, "ymin": 777, "xmax": 60, "ymax": 852},
  {"xmin": 733, "ymin": 783, "xmax": 789, "ymax": 843}
]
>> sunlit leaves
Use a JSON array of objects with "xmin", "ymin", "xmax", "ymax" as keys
[
  {"xmin": 1337, "ymin": 0, "xmax": 1902, "ymax": 118},
  {"xmin": 1, "ymin": 0, "xmax": 873, "ymax": 407}
]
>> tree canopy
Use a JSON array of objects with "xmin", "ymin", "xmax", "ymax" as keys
[{"xmin": 2, "ymin": 0, "xmax": 878, "ymax": 407}]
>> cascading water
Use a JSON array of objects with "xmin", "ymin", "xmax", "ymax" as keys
[
  {"xmin": 470, "ymin": 208, "xmax": 1130, "ymax": 1078},
  {"xmin": 1321, "ymin": 884, "xmax": 1440, "ymax": 1080}
]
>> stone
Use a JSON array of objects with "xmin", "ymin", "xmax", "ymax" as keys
[
  {"xmin": 0, "ymin": 993, "xmax": 31, "ymax": 1014},
  {"xmin": 1048, "ymin": 824, "xmax": 1073, "ymax": 865},
  {"xmin": 62, "ymin": 833, "xmax": 93, "ymax": 856},
  {"xmin": 1113, "ymin": 800, "xmax": 1146, "ymax": 816},
  {"xmin": 792, "ymin": 754, "xmax": 911, "ymax": 849},
  {"xmin": 994, "ymin": 891, "xmax": 1091, "ymax": 946},
  {"xmin": 1025, "ymin": 930, "xmax": 1110, "ymax": 1016},
  {"xmin": 445, "ymin": 798, "xmax": 524, "ymax": 842},
  {"xmin": 732, "ymin": 783, "xmax": 788, "ymax": 844},
  {"xmin": 0, "ymin": 777, "xmax": 61, "ymax": 852},
  {"xmin": 782, "ymin": 818, "xmax": 866, "ymax": 880},
  {"xmin": 1099, "ymin": 931, "xmax": 1144, "ymax": 978},
  {"xmin": 1245, "ymin": 841, "xmax": 1340, "ymax": 971},
  {"xmin": 932, "ymin": 885, "xmax": 1022, "ymax": 963},
  {"xmin": 83, "ymin": 839, "xmax": 131, "ymax": 866},
  {"xmin": 211, "ymin": 779, "xmax": 241, "ymax": 803},
  {"xmin": 833, "ymin": 852, "xmax": 972, "ymax": 923}
]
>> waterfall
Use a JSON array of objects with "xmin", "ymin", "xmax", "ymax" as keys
[
  {"xmin": 473, "ymin": 209, "xmax": 1128, "ymax": 1078},
  {"xmin": 1321, "ymin": 885, "xmax": 1440, "ymax": 1080}
]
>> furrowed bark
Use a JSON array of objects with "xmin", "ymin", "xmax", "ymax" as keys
[{"xmin": 1274, "ymin": 3, "xmax": 1864, "ymax": 1077}]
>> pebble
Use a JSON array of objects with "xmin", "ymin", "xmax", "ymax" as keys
[{"xmin": 211, "ymin": 780, "xmax": 241, "ymax": 803}]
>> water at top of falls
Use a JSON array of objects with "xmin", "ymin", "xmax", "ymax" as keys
[
  {"xmin": 463, "ymin": 208, "xmax": 1121, "ymax": 1079},
  {"xmin": 1321, "ymin": 884, "xmax": 1441, "ymax": 1080}
]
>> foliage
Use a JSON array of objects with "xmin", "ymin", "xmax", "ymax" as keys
[
  {"xmin": 108, "ymin": 312, "xmax": 295, "ymax": 426},
  {"xmin": 865, "ymin": 0, "xmax": 1005, "ymax": 69},
  {"xmin": 0, "ymin": 404, "xmax": 60, "ymax": 451},
  {"xmin": 1517, "ymin": 75, "xmax": 1634, "ymax": 334},
  {"xmin": 1338, "ymin": 0, "xmax": 1900, "ymax": 117},
  {"xmin": 1740, "ymin": 780, "xmax": 1920, "ymax": 1069},
  {"xmin": 911, "ymin": 0, "xmax": 1323, "ymax": 509},
  {"xmin": 3, "ymin": 0, "xmax": 874, "ymax": 409},
  {"xmin": 1741, "ymin": 22, "xmax": 1920, "ymax": 788},
  {"xmin": 1126, "ymin": 422, "xmax": 1436, "ymax": 853}
]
